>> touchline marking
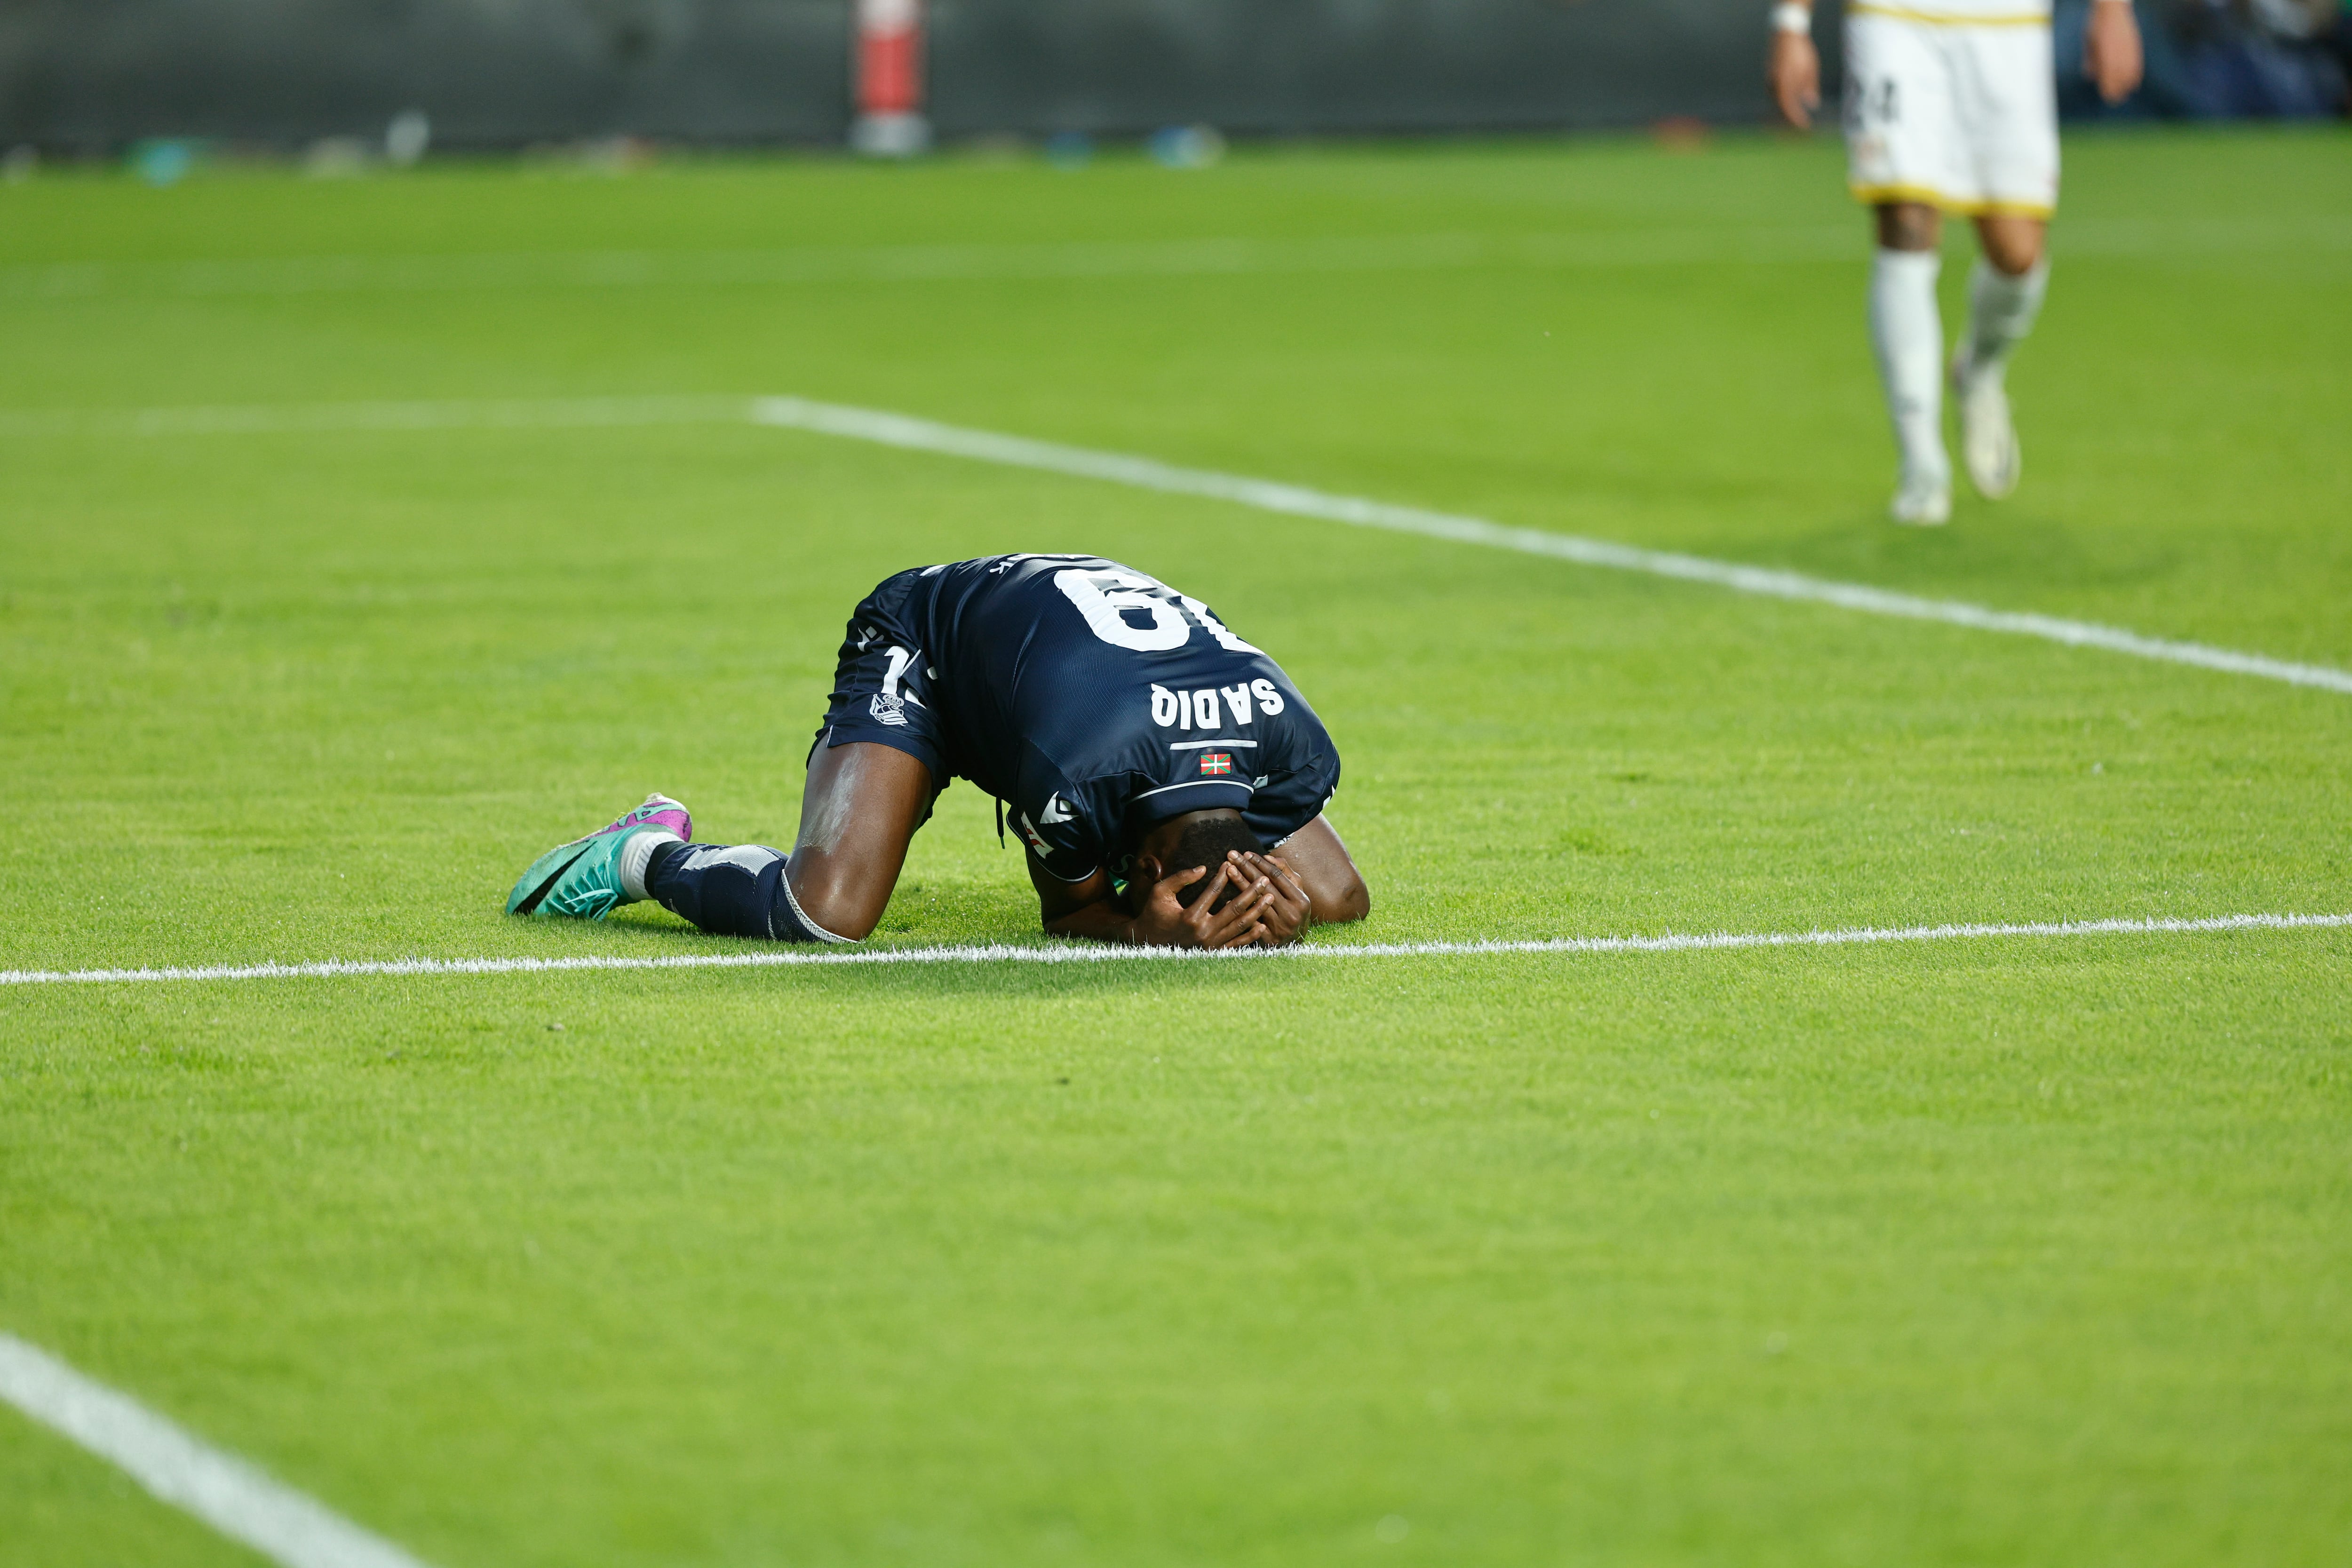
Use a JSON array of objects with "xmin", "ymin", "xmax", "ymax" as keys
[
  {"xmin": 5, "ymin": 913, "xmax": 2346, "ymax": 988},
  {"xmin": 4, "ymin": 391, "xmax": 2346, "ymax": 695},
  {"xmin": 0, "ymin": 1333, "xmax": 436, "ymax": 1568}
]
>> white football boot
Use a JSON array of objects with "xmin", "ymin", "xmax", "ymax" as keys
[
  {"xmin": 1890, "ymin": 454, "xmax": 1952, "ymax": 527},
  {"xmin": 1953, "ymin": 351, "xmax": 2021, "ymax": 500}
]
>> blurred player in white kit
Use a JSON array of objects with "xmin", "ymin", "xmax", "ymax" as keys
[{"xmin": 1770, "ymin": 0, "xmax": 2143, "ymax": 524}]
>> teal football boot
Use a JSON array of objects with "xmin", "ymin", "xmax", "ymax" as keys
[{"xmin": 506, "ymin": 794, "xmax": 693, "ymax": 920}]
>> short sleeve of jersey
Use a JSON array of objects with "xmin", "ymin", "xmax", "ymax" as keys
[
  {"xmin": 1011, "ymin": 742, "xmax": 1116, "ymax": 884},
  {"xmin": 1242, "ymin": 723, "xmax": 1340, "ymax": 849}
]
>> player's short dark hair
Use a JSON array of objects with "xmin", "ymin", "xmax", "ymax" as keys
[{"xmin": 1167, "ymin": 815, "xmax": 1264, "ymax": 912}]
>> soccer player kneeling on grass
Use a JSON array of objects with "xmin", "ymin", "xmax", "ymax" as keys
[{"xmin": 507, "ymin": 555, "xmax": 1371, "ymax": 949}]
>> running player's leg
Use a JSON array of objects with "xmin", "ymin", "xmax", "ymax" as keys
[
  {"xmin": 1869, "ymin": 200, "xmax": 1950, "ymax": 525},
  {"xmin": 1953, "ymin": 214, "xmax": 2047, "ymax": 496},
  {"xmin": 1952, "ymin": 19, "xmax": 2059, "ymax": 499},
  {"xmin": 1963, "ymin": 212, "xmax": 2049, "ymax": 392},
  {"xmin": 640, "ymin": 742, "xmax": 930, "ymax": 942},
  {"xmin": 1845, "ymin": 11, "xmax": 1961, "ymax": 524}
]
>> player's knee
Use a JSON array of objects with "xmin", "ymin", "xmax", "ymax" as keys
[
  {"xmin": 1875, "ymin": 202, "xmax": 1940, "ymax": 253},
  {"xmin": 1982, "ymin": 230, "xmax": 2044, "ymax": 277},
  {"xmin": 785, "ymin": 858, "xmax": 885, "ymax": 941}
]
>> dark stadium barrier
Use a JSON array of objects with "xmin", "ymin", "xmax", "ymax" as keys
[
  {"xmin": 7, "ymin": 1, "xmax": 2322, "ymax": 156},
  {"xmin": 0, "ymin": 0, "xmax": 1787, "ymax": 151}
]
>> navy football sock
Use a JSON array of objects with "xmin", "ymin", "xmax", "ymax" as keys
[
  {"xmin": 642, "ymin": 837, "xmax": 686, "ymax": 891},
  {"xmin": 643, "ymin": 842, "xmax": 850, "ymax": 943}
]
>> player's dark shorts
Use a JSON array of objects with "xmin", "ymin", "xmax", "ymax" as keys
[{"xmin": 812, "ymin": 566, "xmax": 948, "ymax": 789}]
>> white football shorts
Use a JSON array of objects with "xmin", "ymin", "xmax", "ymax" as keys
[{"xmin": 1842, "ymin": 7, "xmax": 2060, "ymax": 218}]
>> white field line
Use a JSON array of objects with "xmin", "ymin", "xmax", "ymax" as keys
[
  {"xmin": 4, "ymin": 216, "xmax": 2344, "ymax": 300},
  {"xmin": 3, "ymin": 390, "xmax": 2346, "ymax": 694},
  {"xmin": 741, "ymin": 396, "xmax": 2352, "ymax": 695},
  {"xmin": 0, "ymin": 1333, "xmax": 435, "ymax": 1568},
  {"xmin": 5, "ymin": 913, "xmax": 2347, "ymax": 988}
]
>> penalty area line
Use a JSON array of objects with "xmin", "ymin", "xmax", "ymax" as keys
[
  {"xmin": 6, "ymin": 911, "xmax": 2347, "ymax": 988},
  {"xmin": 744, "ymin": 396, "xmax": 2352, "ymax": 697},
  {"xmin": 0, "ymin": 1333, "xmax": 437, "ymax": 1568}
]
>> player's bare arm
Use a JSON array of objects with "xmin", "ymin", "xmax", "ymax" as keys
[
  {"xmin": 2084, "ymin": 0, "xmax": 2145, "ymax": 105},
  {"xmin": 1766, "ymin": 3, "xmax": 1820, "ymax": 129},
  {"xmin": 1251, "ymin": 817, "xmax": 1371, "ymax": 933}
]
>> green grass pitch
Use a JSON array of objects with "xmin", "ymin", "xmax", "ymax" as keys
[{"xmin": 2, "ymin": 126, "xmax": 2349, "ymax": 1566}]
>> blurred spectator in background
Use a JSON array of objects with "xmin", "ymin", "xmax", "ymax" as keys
[{"xmin": 2058, "ymin": 0, "xmax": 2351, "ymax": 115}]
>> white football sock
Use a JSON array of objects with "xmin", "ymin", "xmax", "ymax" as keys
[
  {"xmin": 619, "ymin": 829, "xmax": 682, "ymax": 902},
  {"xmin": 1961, "ymin": 256, "xmax": 2050, "ymax": 390},
  {"xmin": 1869, "ymin": 247, "xmax": 1947, "ymax": 480}
]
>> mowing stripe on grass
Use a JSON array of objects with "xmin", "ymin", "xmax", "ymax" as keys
[
  {"xmin": 4, "ymin": 216, "xmax": 2342, "ymax": 300},
  {"xmin": 0, "ymin": 393, "xmax": 749, "ymax": 440},
  {"xmin": 0, "ymin": 1333, "xmax": 435, "ymax": 1568},
  {"xmin": 5, "ymin": 392, "xmax": 2347, "ymax": 695},
  {"xmin": 6, "ymin": 912, "xmax": 2346, "ymax": 988},
  {"xmin": 0, "ymin": 230, "xmax": 1855, "ymax": 299}
]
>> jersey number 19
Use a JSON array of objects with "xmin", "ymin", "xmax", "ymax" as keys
[{"xmin": 1053, "ymin": 568, "xmax": 1263, "ymax": 657}]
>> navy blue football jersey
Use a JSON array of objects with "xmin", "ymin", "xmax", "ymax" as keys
[{"xmin": 819, "ymin": 555, "xmax": 1340, "ymax": 883}]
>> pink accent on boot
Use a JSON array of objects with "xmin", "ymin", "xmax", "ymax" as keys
[{"xmin": 602, "ymin": 793, "xmax": 692, "ymax": 842}]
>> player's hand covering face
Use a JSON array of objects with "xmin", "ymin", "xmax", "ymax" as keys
[
  {"xmin": 1230, "ymin": 851, "xmax": 1312, "ymax": 947},
  {"xmin": 1130, "ymin": 859, "xmax": 1281, "ymax": 949}
]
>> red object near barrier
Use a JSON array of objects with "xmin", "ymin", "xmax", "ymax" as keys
[{"xmin": 852, "ymin": 0, "xmax": 928, "ymax": 153}]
